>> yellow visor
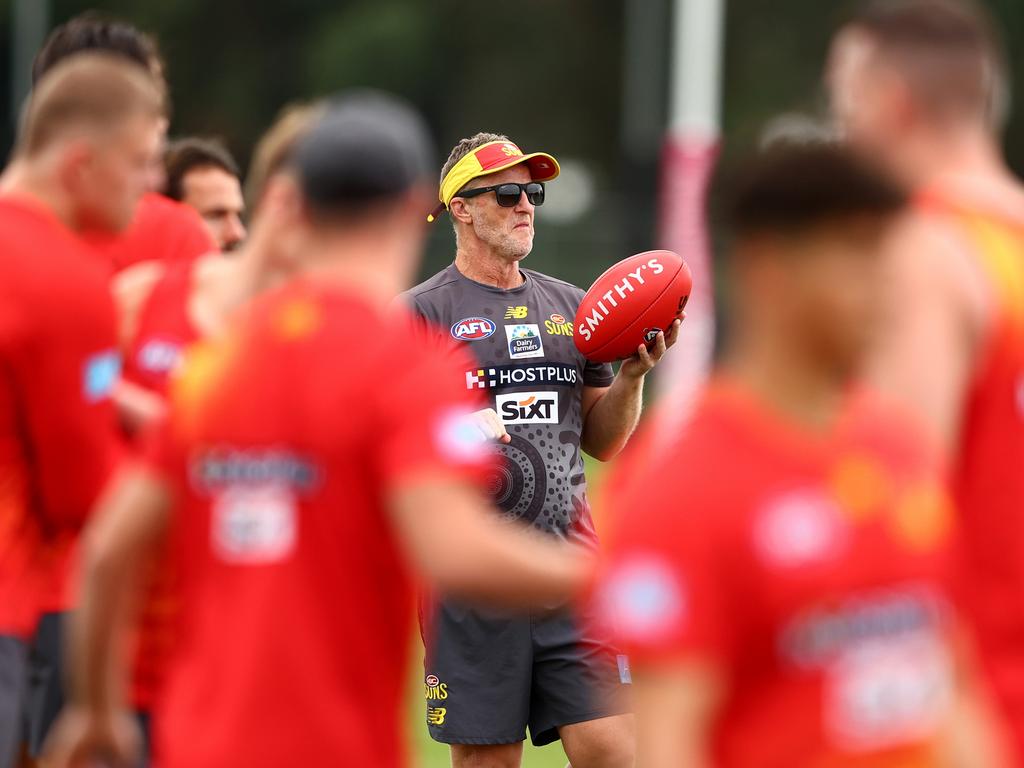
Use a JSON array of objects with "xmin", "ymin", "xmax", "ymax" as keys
[{"xmin": 428, "ymin": 140, "xmax": 559, "ymax": 222}]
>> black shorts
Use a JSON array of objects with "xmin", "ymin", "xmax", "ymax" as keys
[
  {"xmin": 0, "ymin": 635, "xmax": 29, "ymax": 768},
  {"xmin": 422, "ymin": 598, "xmax": 631, "ymax": 747},
  {"xmin": 23, "ymin": 611, "xmax": 66, "ymax": 758}
]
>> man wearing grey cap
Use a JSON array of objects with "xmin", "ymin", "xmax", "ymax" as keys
[{"xmin": 45, "ymin": 93, "xmax": 593, "ymax": 768}]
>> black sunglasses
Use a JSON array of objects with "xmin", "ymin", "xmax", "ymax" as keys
[{"xmin": 456, "ymin": 182, "xmax": 545, "ymax": 208}]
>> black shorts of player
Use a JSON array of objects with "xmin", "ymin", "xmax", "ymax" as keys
[
  {"xmin": 422, "ymin": 598, "xmax": 631, "ymax": 747},
  {"xmin": 23, "ymin": 611, "xmax": 66, "ymax": 758}
]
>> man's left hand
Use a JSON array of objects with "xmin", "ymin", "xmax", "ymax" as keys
[{"xmin": 619, "ymin": 316, "xmax": 683, "ymax": 380}]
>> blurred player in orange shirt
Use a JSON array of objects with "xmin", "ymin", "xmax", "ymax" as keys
[
  {"xmin": 0, "ymin": 54, "xmax": 164, "ymax": 768},
  {"xmin": 18, "ymin": 12, "xmax": 216, "ymax": 274},
  {"xmin": 163, "ymin": 138, "xmax": 247, "ymax": 252},
  {"xmin": 113, "ymin": 104, "xmax": 323, "ymax": 762},
  {"xmin": 828, "ymin": 0, "xmax": 1024, "ymax": 757},
  {"xmin": 46, "ymin": 91, "xmax": 592, "ymax": 768},
  {"xmin": 595, "ymin": 142, "xmax": 1008, "ymax": 767}
]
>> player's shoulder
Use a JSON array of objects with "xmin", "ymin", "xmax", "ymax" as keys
[
  {"xmin": 523, "ymin": 268, "xmax": 585, "ymax": 298},
  {"xmin": 402, "ymin": 264, "xmax": 461, "ymax": 303}
]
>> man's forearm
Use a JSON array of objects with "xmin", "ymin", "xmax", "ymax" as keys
[{"xmin": 581, "ymin": 371, "xmax": 645, "ymax": 461}]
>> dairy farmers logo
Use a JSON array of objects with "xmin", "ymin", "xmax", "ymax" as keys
[
  {"xmin": 505, "ymin": 323, "xmax": 545, "ymax": 359},
  {"xmin": 451, "ymin": 317, "xmax": 496, "ymax": 341},
  {"xmin": 496, "ymin": 391, "xmax": 559, "ymax": 424}
]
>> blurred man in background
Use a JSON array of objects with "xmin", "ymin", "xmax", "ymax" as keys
[
  {"xmin": 112, "ymin": 103, "xmax": 323, "ymax": 764},
  {"xmin": 596, "ymin": 142, "xmax": 1008, "ymax": 767},
  {"xmin": 0, "ymin": 53, "xmax": 164, "ymax": 768},
  {"xmin": 164, "ymin": 137, "xmax": 246, "ymax": 252},
  {"xmin": 25, "ymin": 12, "xmax": 215, "ymax": 273},
  {"xmin": 46, "ymin": 92, "xmax": 593, "ymax": 768},
  {"xmin": 828, "ymin": 0, "xmax": 1024, "ymax": 757}
]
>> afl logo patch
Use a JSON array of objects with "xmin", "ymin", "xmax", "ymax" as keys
[{"xmin": 451, "ymin": 317, "xmax": 496, "ymax": 341}]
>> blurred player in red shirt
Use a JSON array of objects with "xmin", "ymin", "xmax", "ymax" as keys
[
  {"xmin": 828, "ymin": 0, "xmax": 1024, "ymax": 756},
  {"xmin": 0, "ymin": 54, "xmax": 164, "ymax": 768},
  {"xmin": 46, "ymin": 92, "xmax": 592, "ymax": 768},
  {"xmin": 113, "ymin": 104, "xmax": 323, "ymax": 760},
  {"xmin": 16, "ymin": 12, "xmax": 216, "ymax": 274},
  {"xmin": 163, "ymin": 137, "xmax": 247, "ymax": 252},
  {"xmin": 596, "ymin": 143, "xmax": 1009, "ymax": 766}
]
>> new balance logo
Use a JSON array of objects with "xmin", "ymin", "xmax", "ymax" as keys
[{"xmin": 504, "ymin": 306, "xmax": 528, "ymax": 320}]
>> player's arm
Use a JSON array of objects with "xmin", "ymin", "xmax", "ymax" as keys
[
  {"xmin": 45, "ymin": 466, "xmax": 173, "ymax": 767},
  {"xmin": 633, "ymin": 659, "xmax": 725, "ymax": 768},
  {"xmin": 866, "ymin": 217, "xmax": 987, "ymax": 454},
  {"xmin": 581, "ymin": 318, "xmax": 681, "ymax": 461},
  {"xmin": 388, "ymin": 475, "xmax": 591, "ymax": 607},
  {"xmin": 942, "ymin": 626, "xmax": 1014, "ymax": 767}
]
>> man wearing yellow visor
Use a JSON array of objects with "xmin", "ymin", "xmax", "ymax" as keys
[{"xmin": 402, "ymin": 132, "xmax": 680, "ymax": 767}]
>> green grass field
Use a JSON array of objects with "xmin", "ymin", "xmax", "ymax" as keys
[{"xmin": 406, "ymin": 456, "xmax": 607, "ymax": 767}]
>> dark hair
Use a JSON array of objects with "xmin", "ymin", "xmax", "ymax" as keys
[
  {"xmin": 32, "ymin": 12, "xmax": 163, "ymax": 84},
  {"xmin": 293, "ymin": 89, "xmax": 433, "ymax": 223},
  {"xmin": 164, "ymin": 138, "xmax": 241, "ymax": 201},
  {"xmin": 845, "ymin": 0, "xmax": 1008, "ymax": 126},
  {"xmin": 718, "ymin": 140, "xmax": 907, "ymax": 239}
]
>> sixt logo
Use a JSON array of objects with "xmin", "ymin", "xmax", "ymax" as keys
[
  {"xmin": 496, "ymin": 391, "xmax": 559, "ymax": 424},
  {"xmin": 450, "ymin": 317, "xmax": 496, "ymax": 341}
]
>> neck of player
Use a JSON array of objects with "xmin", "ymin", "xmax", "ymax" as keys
[
  {"xmin": 455, "ymin": 241, "xmax": 525, "ymax": 290},
  {"xmin": 721, "ymin": 330, "xmax": 849, "ymax": 434}
]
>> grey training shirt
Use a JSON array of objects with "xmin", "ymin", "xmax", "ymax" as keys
[{"xmin": 402, "ymin": 263, "xmax": 614, "ymax": 547}]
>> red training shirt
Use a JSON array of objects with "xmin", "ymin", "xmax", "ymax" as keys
[
  {"xmin": 914, "ymin": 185, "xmax": 1024, "ymax": 758},
  {"xmin": 596, "ymin": 379, "xmax": 958, "ymax": 767},
  {"xmin": 144, "ymin": 280, "xmax": 490, "ymax": 768},
  {"xmin": 86, "ymin": 192, "xmax": 214, "ymax": 274},
  {"xmin": 0, "ymin": 196, "xmax": 123, "ymax": 638}
]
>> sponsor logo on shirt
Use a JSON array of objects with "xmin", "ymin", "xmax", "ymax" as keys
[
  {"xmin": 753, "ymin": 489, "xmax": 847, "ymax": 568},
  {"xmin": 577, "ymin": 257, "xmax": 665, "ymax": 343},
  {"xmin": 505, "ymin": 323, "xmax": 544, "ymax": 359},
  {"xmin": 465, "ymin": 363, "xmax": 578, "ymax": 390},
  {"xmin": 504, "ymin": 305, "xmax": 529, "ymax": 320},
  {"xmin": 191, "ymin": 449, "xmax": 320, "ymax": 493},
  {"xmin": 450, "ymin": 317, "xmax": 496, "ymax": 341},
  {"xmin": 137, "ymin": 339, "xmax": 183, "ymax": 375},
  {"xmin": 427, "ymin": 707, "xmax": 447, "ymax": 726},
  {"xmin": 597, "ymin": 555, "xmax": 686, "ymax": 643},
  {"xmin": 424, "ymin": 675, "xmax": 448, "ymax": 700},
  {"xmin": 82, "ymin": 349, "xmax": 121, "ymax": 402},
  {"xmin": 496, "ymin": 391, "xmax": 559, "ymax": 424},
  {"xmin": 433, "ymin": 407, "xmax": 489, "ymax": 463},
  {"xmin": 778, "ymin": 586, "xmax": 954, "ymax": 751},
  {"xmin": 545, "ymin": 313, "xmax": 574, "ymax": 336},
  {"xmin": 211, "ymin": 483, "xmax": 297, "ymax": 564}
]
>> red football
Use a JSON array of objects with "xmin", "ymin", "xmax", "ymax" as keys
[{"xmin": 574, "ymin": 250, "xmax": 692, "ymax": 363}]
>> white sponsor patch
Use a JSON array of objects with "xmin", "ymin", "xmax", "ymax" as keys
[
  {"xmin": 504, "ymin": 324, "xmax": 545, "ymax": 359},
  {"xmin": 495, "ymin": 390, "xmax": 559, "ymax": 424},
  {"xmin": 211, "ymin": 483, "xmax": 297, "ymax": 564},
  {"xmin": 753, "ymin": 489, "xmax": 847, "ymax": 568},
  {"xmin": 598, "ymin": 555, "xmax": 686, "ymax": 643}
]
